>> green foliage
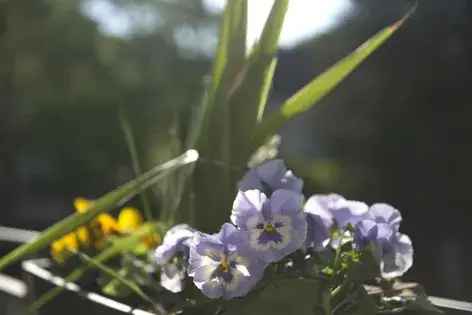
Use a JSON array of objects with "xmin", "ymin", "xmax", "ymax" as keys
[
  {"xmin": 189, "ymin": 0, "xmax": 250, "ymax": 231},
  {"xmin": 77, "ymin": 251, "xmax": 158, "ymax": 311},
  {"xmin": 29, "ymin": 222, "xmax": 163, "ymax": 311},
  {"xmin": 347, "ymin": 248, "xmax": 381, "ymax": 283},
  {"xmin": 252, "ymin": 6, "xmax": 415, "ymax": 148},
  {"xmin": 182, "ymin": 278, "xmax": 335, "ymax": 315},
  {"xmin": 0, "ymin": 151, "xmax": 197, "ymax": 272},
  {"xmin": 2, "ymin": 1, "xmax": 423, "ymax": 313},
  {"xmin": 336, "ymin": 285, "xmax": 377, "ymax": 315},
  {"xmin": 192, "ymin": 0, "xmax": 289, "ymax": 231},
  {"xmin": 223, "ymin": 278, "xmax": 325, "ymax": 315},
  {"xmin": 228, "ymin": 0, "xmax": 288, "ymax": 165},
  {"xmin": 118, "ymin": 107, "xmax": 153, "ymax": 221}
]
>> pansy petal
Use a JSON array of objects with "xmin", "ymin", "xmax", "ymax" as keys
[
  {"xmin": 269, "ymin": 189, "xmax": 304, "ymax": 216},
  {"xmin": 197, "ymin": 278, "xmax": 224, "ymax": 299},
  {"xmin": 231, "ymin": 190, "xmax": 267, "ymax": 228},
  {"xmin": 381, "ymin": 233, "xmax": 413, "ymax": 278},
  {"xmin": 188, "ymin": 225, "xmax": 266, "ymax": 299},
  {"xmin": 305, "ymin": 214, "xmax": 331, "ymax": 251},
  {"xmin": 238, "ymin": 159, "xmax": 303, "ymax": 195},
  {"xmin": 160, "ymin": 268, "xmax": 186, "ymax": 293},
  {"xmin": 154, "ymin": 224, "xmax": 195, "ymax": 265},
  {"xmin": 192, "ymin": 264, "xmax": 219, "ymax": 283},
  {"xmin": 368, "ymin": 203, "xmax": 402, "ymax": 231},
  {"xmin": 304, "ymin": 194, "xmax": 336, "ymax": 227},
  {"xmin": 331, "ymin": 199, "xmax": 369, "ymax": 228}
]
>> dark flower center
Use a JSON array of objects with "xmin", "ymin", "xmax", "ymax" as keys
[
  {"xmin": 219, "ymin": 256, "xmax": 230, "ymax": 273},
  {"xmin": 257, "ymin": 222, "xmax": 284, "ymax": 244},
  {"xmin": 213, "ymin": 255, "xmax": 235, "ymax": 283}
]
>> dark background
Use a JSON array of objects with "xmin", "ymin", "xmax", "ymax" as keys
[{"xmin": 0, "ymin": 0, "xmax": 471, "ymax": 303}]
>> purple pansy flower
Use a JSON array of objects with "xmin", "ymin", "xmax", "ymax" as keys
[
  {"xmin": 304, "ymin": 194, "xmax": 369, "ymax": 250},
  {"xmin": 238, "ymin": 159, "xmax": 303, "ymax": 195},
  {"xmin": 355, "ymin": 203, "xmax": 413, "ymax": 278},
  {"xmin": 364, "ymin": 203, "xmax": 402, "ymax": 232},
  {"xmin": 231, "ymin": 189, "xmax": 307, "ymax": 263},
  {"xmin": 154, "ymin": 224, "xmax": 195, "ymax": 293},
  {"xmin": 188, "ymin": 223, "xmax": 266, "ymax": 299}
]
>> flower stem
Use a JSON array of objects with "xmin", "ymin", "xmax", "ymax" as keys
[{"xmin": 118, "ymin": 106, "xmax": 153, "ymax": 221}]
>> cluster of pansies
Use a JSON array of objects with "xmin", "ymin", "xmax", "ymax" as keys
[
  {"xmin": 154, "ymin": 160, "xmax": 413, "ymax": 299},
  {"xmin": 51, "ymin": 197, "xmax": 160, "ymax": 263}
]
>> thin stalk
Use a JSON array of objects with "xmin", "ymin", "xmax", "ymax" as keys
[
  {"xmin": 118, "ymin": 106, "xmax": 153, "ymax": 221},
  {"xmin": 29, "ymin": 223, "xmax": 162, "ymax": 311},
  {"xmin": 76, "ymin": 251, "xmax": 165, "ymax": 314}
]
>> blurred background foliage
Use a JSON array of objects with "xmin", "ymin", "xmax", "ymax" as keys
[{"xmin": 0, "ymin": 0, "xmax": 471, "ymax": 301}]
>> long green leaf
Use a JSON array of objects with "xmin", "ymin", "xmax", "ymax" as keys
[
  {"xmin": 256, "ymin": 58, "xmax": 278, "ymax": 122},
  {"xmin": 29, "ymin": 222, "xmax": 164, "ymax": 311},
  {"xmin": 118, "ymin": 106, "xmax": 153, "ymax": 221},
  {"xmin": 194, "ymin": 0, "xmax": 247, "ymax": 149},
  {"xmin": 254, "ymin": 0, "xmax": 289, "ymax": 57},
  {"xmin": 228, "ymin": 0, "xmax": 288, "ymax": 167},
  {"xmin": 0, "ymin": 150, "xmax": 198, "ymax": 272},
  {"xmin": 192, "ymin": 1, "xmax": 249, "ymax": 231},
  {"xmin": 252, "ymin": 7, "xmax": 415, "ymax": 148},
  {"xmin": 76, "ymin": 251, "xmax": 160, "ymax": 312}
]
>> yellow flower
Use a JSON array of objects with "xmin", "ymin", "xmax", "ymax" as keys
[
  {"xmin": 51, "ymin": 239, "xmax": 66, "ymax": 263},
  {"xmin": 142, "ymin": 233, "xmax": 161, "ymax": 249},
  {"xmin": 96, "ymin": 214, "xmax": 119, "ymax": 236},
  {"xmin": 89, "ymin": 214, "xmax": 118, "ymax": 249},
  {"xmin": 118, "ymin": 207, "xmax": 143, "ymax": 233},
  {"xmin": 62, "ymin": 232, "xmax": 79, "ymax": 251},
  {"xmin": 74, "ymin": 197, "xmax": 118, "ymax": 247},
  {"xmin": 50, "ymin": 232, "xmax": 79, "ymax": 263},
  {"xmin": 74, "ymin": 197, "xmax": 93, "ymax": 214},
  {"xmin": 76, "ymin": 226, "xmax": 91, "ymax": 246},
  {"xmin": 117, "ymin": 207, "xmax": 161, "ymax": 250}
]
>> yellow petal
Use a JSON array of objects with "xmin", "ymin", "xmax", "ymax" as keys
[
  {"xmin": 50, "ymin": 239, "xmax": 66, "ymax": 263},
  {"xmin": 74, "ymin": 197, "xmax": 93, "ymax": 214},
  {"xmin": 97, "ymin": 214, "xmax": 119, "ymax": 236},
  {"xmin": 76, "ymin": 226, "xmax": 91, "ymax": 247},
  {"xmin": 142, "ymin": 233, "xmax": 161, "ymax": 249},
  {"xmin": 62, "ymin": 233, "xmax": 79, "ymax": 252},
  {"xmin": 118, "ymin": 207, "xmax": 143, "ymax": 233}
]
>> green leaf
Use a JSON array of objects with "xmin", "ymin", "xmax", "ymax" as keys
[
  {"xmin": 252, "ymin": 5, "xmax": 416, "ymax": 148},
  {"xmin": 29, "ymin": 222, "xmax": 164, "ymax": 311},
  {"xmin": 335, "ymin": 286, "xmax": 377, "ymax": 315},
  {"xmin": 195, "ymin": 0, "xmax": 247, "ymax": 149},
  {"xmin": 191, "ymin": 0, "xmax": 248, "ymax": 231},
  {"xmin": 254, "ymin": 0, "xmax": 288, "ymax": 56},
  {"xmin": 225, "ymin": 278, "xmax": 323, "ymax": 315},
  {"xmin": 348, "ymin": 248, "xmax": 381, "ymax": 283},
  {"xmin": 118, "ymin": 106, "xmax": 153, "ymax": 221},
  {"xmin": 228, "ymin": 0, "xmax": 288, "ymax": 166},
  {"xmin": 0, "ymin": 150, "xmax": 198, "ymax": 272},
  {"xmin": 76, "ymin": 251, "xmax": 158, "ymax": 310},
  {"xmin": 256, "ymin": 58, "xmax": 278, "ymax": 122}
]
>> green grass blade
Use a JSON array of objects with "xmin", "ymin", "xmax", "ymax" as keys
[
  {"xmin": 252, "ymin": 7, "xmax": 415, "ymax": 148},
  {"xmin": 228, "ymin": 0, "xmax": 288, "ymax": 166},
  {"xmin": 118, "ymin": 106, "xmax": 153, "ymax": 221},
  {"xmin": 191, "ymin": 1, "xmax": 249, "ymax": 231},
  {"xmin": 29, "ymin": 222, "xmax": 164, "ymax": 311},
  {"xmin": 76, "ymin": 251, "xmax": 161, "ymax": 313},
  {"xmin": 194, "ymin": 0, "xmax": 247, "ymax": 149},
  {"xmin": 0, "ymin": 150, "xmax": 198, "ymax": 272},
  {"xmin": 255, "ymin": 0, "xmax": 288, "ymax": 56},
  {"xmin": 256, "ymin": 58, "xmax": 278, "ymax": 122}
]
